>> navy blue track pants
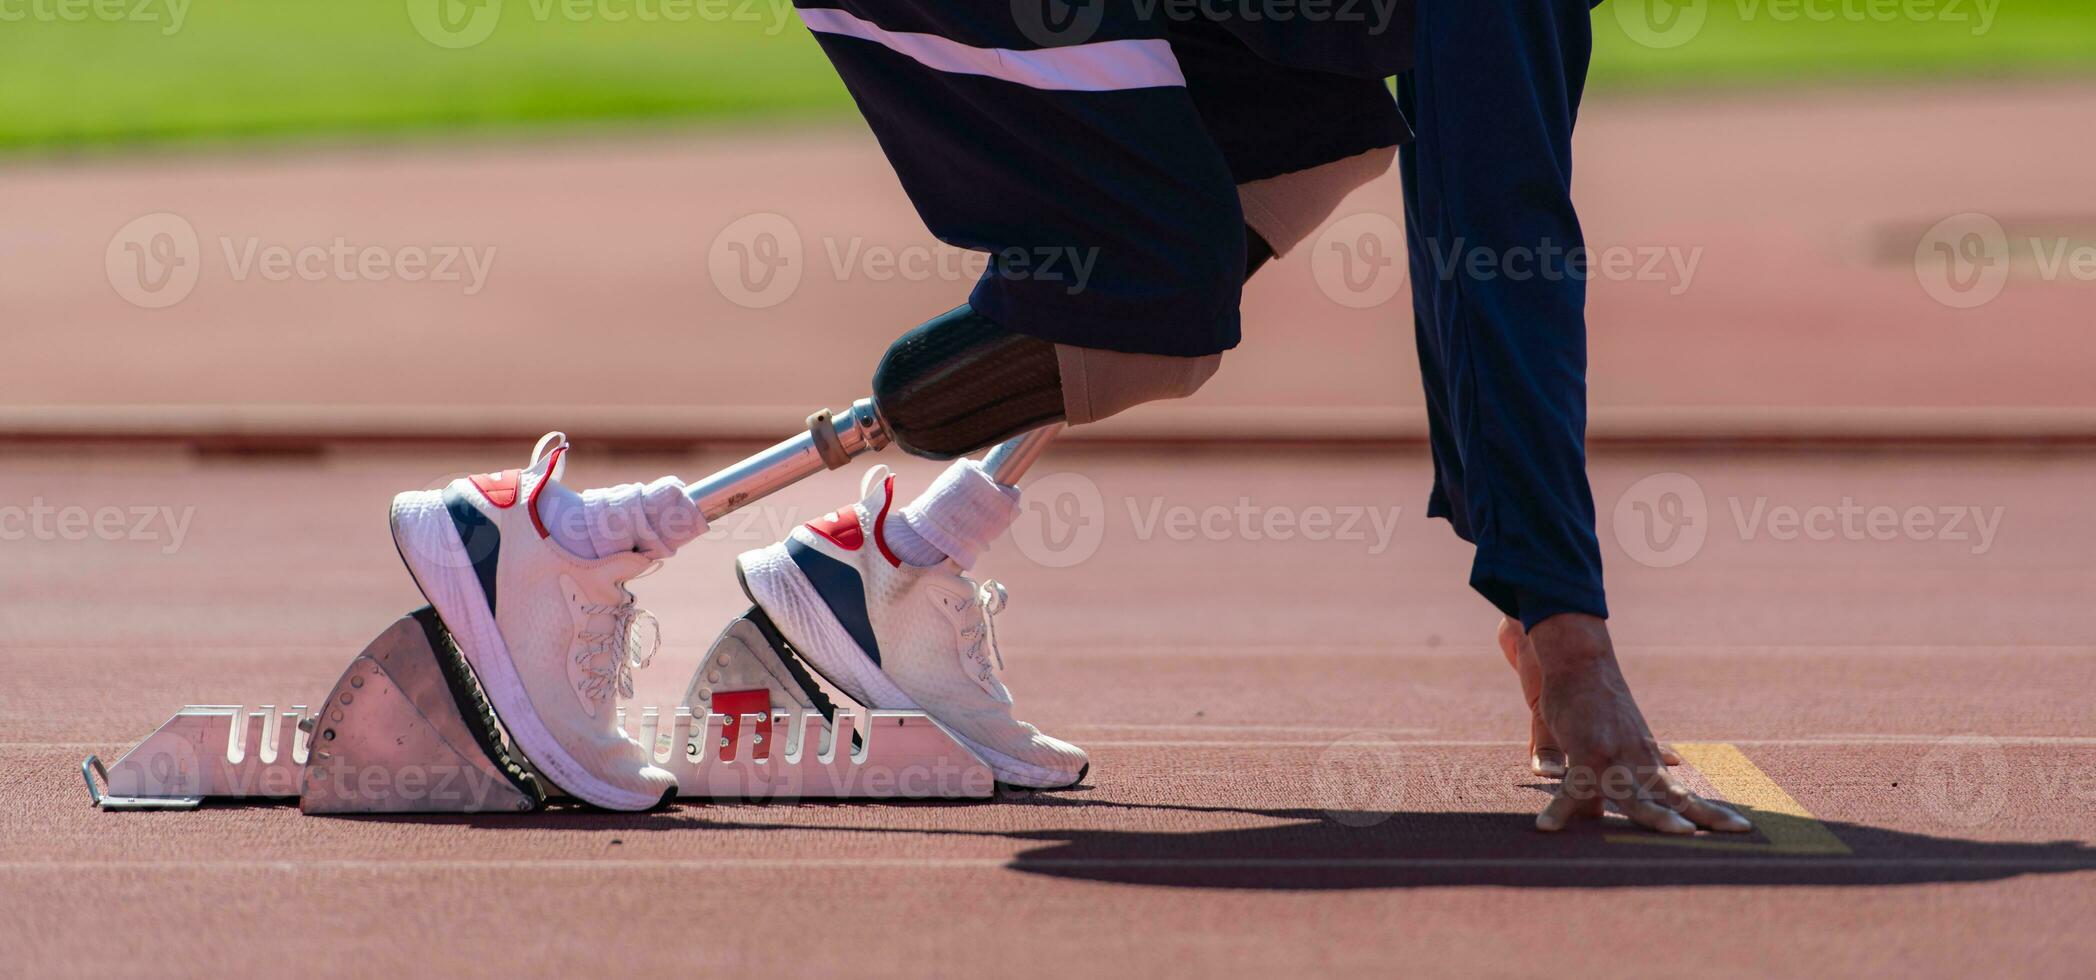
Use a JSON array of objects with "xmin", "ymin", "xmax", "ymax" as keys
[{"xmin": 795, "ymin": 0, "xmax": 1609, "ymax": 625}]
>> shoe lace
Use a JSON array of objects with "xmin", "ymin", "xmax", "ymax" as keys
[
  {"xmin": 574, "ymin": 563, "xmax": 661, "ymax": 703},
  {"xmin": 957, "ymin": 579, "xmax": 1009, "ymax": 687}
]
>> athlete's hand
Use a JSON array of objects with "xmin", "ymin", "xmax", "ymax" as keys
[
  {"xmin": 1498, "ymin": 617, "xmax": 1680, "ymax": 778},
  {"xmin": 1524, "ymin": 614, "xmax": 1750, "ymax": 835}
]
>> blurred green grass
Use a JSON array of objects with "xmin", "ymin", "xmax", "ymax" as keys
[
  {"xmin": 1591, "ymin": 0, "xmax": 2096, "ymax": 86},
  {"xmin": 2, "ymin": 0, "xmax": 2092, "ymax": 153}
]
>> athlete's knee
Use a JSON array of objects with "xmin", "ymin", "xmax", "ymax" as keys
[
  {"xmin": 869, "ymin": 305, "xmax": 1225, "ymax": 458},
  {"xmin": 1237, "ymin": 145, "xmax": 1398, "ymax": 258},
  {"xmin": 1055, "ymin": 344, "xmax": 1220, "ymax": 426}
]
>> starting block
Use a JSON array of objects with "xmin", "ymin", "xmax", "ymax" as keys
[{"xmin": 84, "ymin": 606, "xmax": 995, "ymax": 812}]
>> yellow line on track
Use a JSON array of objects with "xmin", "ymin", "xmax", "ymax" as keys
[{"xmin": 1609, "ymin": 742, "xmax": 1851, "ymax": 854}]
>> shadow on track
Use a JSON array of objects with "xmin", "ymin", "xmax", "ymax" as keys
[{"xmin": 358, "ymin": 795, "xmax": 2096, "ymax": 891}]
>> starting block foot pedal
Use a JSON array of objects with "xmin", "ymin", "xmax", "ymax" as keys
[
  {"xmin": 88, "ymin": 603, "xmax": 997, "ymax": 811},
  {"xmin": 298, "ymin": 607, "xmax": 544, "ymax": 814},
  {"xmin": 647, "ymin": 604, "xmax": 992, "ymax": 801},
  {"xmin": 84, "ymin": 607, "xmax": 541, "ymax": 813},
  {"xmin": 684, "ymin": 605, "xmax": 856, "ymax": 751}
]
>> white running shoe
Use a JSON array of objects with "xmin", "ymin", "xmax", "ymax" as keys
[
  {"xmin": 389, "ymin": 432, "xmax": 677, "ymax": 810},
  {"xmin": 735, "ymin": 466, "xmax": 1088, "ymax": 789}
]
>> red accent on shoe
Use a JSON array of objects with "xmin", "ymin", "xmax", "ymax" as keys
[
  {"xmin": 526, "ymin": 446, "xmax": 565, "ymax": 540},
  {"xmin": 806, "ymin": 507, "xmax": 864, "ymax": 551},
  {"xmin": 469, "ymin": 469, "xmax": 520, "ymax": 508},
  {"xmin": 711, "ymin": 689, "xmax": 772, "ymax": 761},
  {"xmin": 870, "ymin": 473, "xmax": 901, "ymax": 568}
]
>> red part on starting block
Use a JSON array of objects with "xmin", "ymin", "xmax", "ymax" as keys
[{"xmin": 711, "ymin": 689, "xmax": 772, "ymax": 760}]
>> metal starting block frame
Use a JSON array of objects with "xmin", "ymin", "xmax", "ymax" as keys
[{"xmin": 84, "ymin": 607, "xmax": 995, "ymax": 812}]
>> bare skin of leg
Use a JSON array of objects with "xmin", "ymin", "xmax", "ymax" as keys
[
  {"xmin": 1524, "ymin": 613, "xmax": 1753, "ymax": 834},
  {"xmin": 1498, "ymin": 618, "xmax": 1682, "ymax": 778}
]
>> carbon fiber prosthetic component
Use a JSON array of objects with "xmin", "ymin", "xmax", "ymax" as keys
[{"xmin": 871, "ymin": 305, "xmax": 1066, "ymax": 460}]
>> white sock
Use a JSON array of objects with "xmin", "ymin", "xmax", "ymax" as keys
[
  {"xmin": 881, "ymin": 510, "xmax": 947, "ymax": 567},
  {"xmin": 534, "ymin": 479, "xmax": 599, "ymax": 559},
  {"xmin": 895, "ymin": 460, "xmax": 1022, "ymax": 570},
  {"xmin": 535, "ymin": 476, "xmax": 707, "ymax": 560}
]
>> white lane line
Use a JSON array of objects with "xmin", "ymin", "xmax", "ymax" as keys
[{"xmin": 0, "ymin": 857, "xmax": 2088, "ymax": 872}]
